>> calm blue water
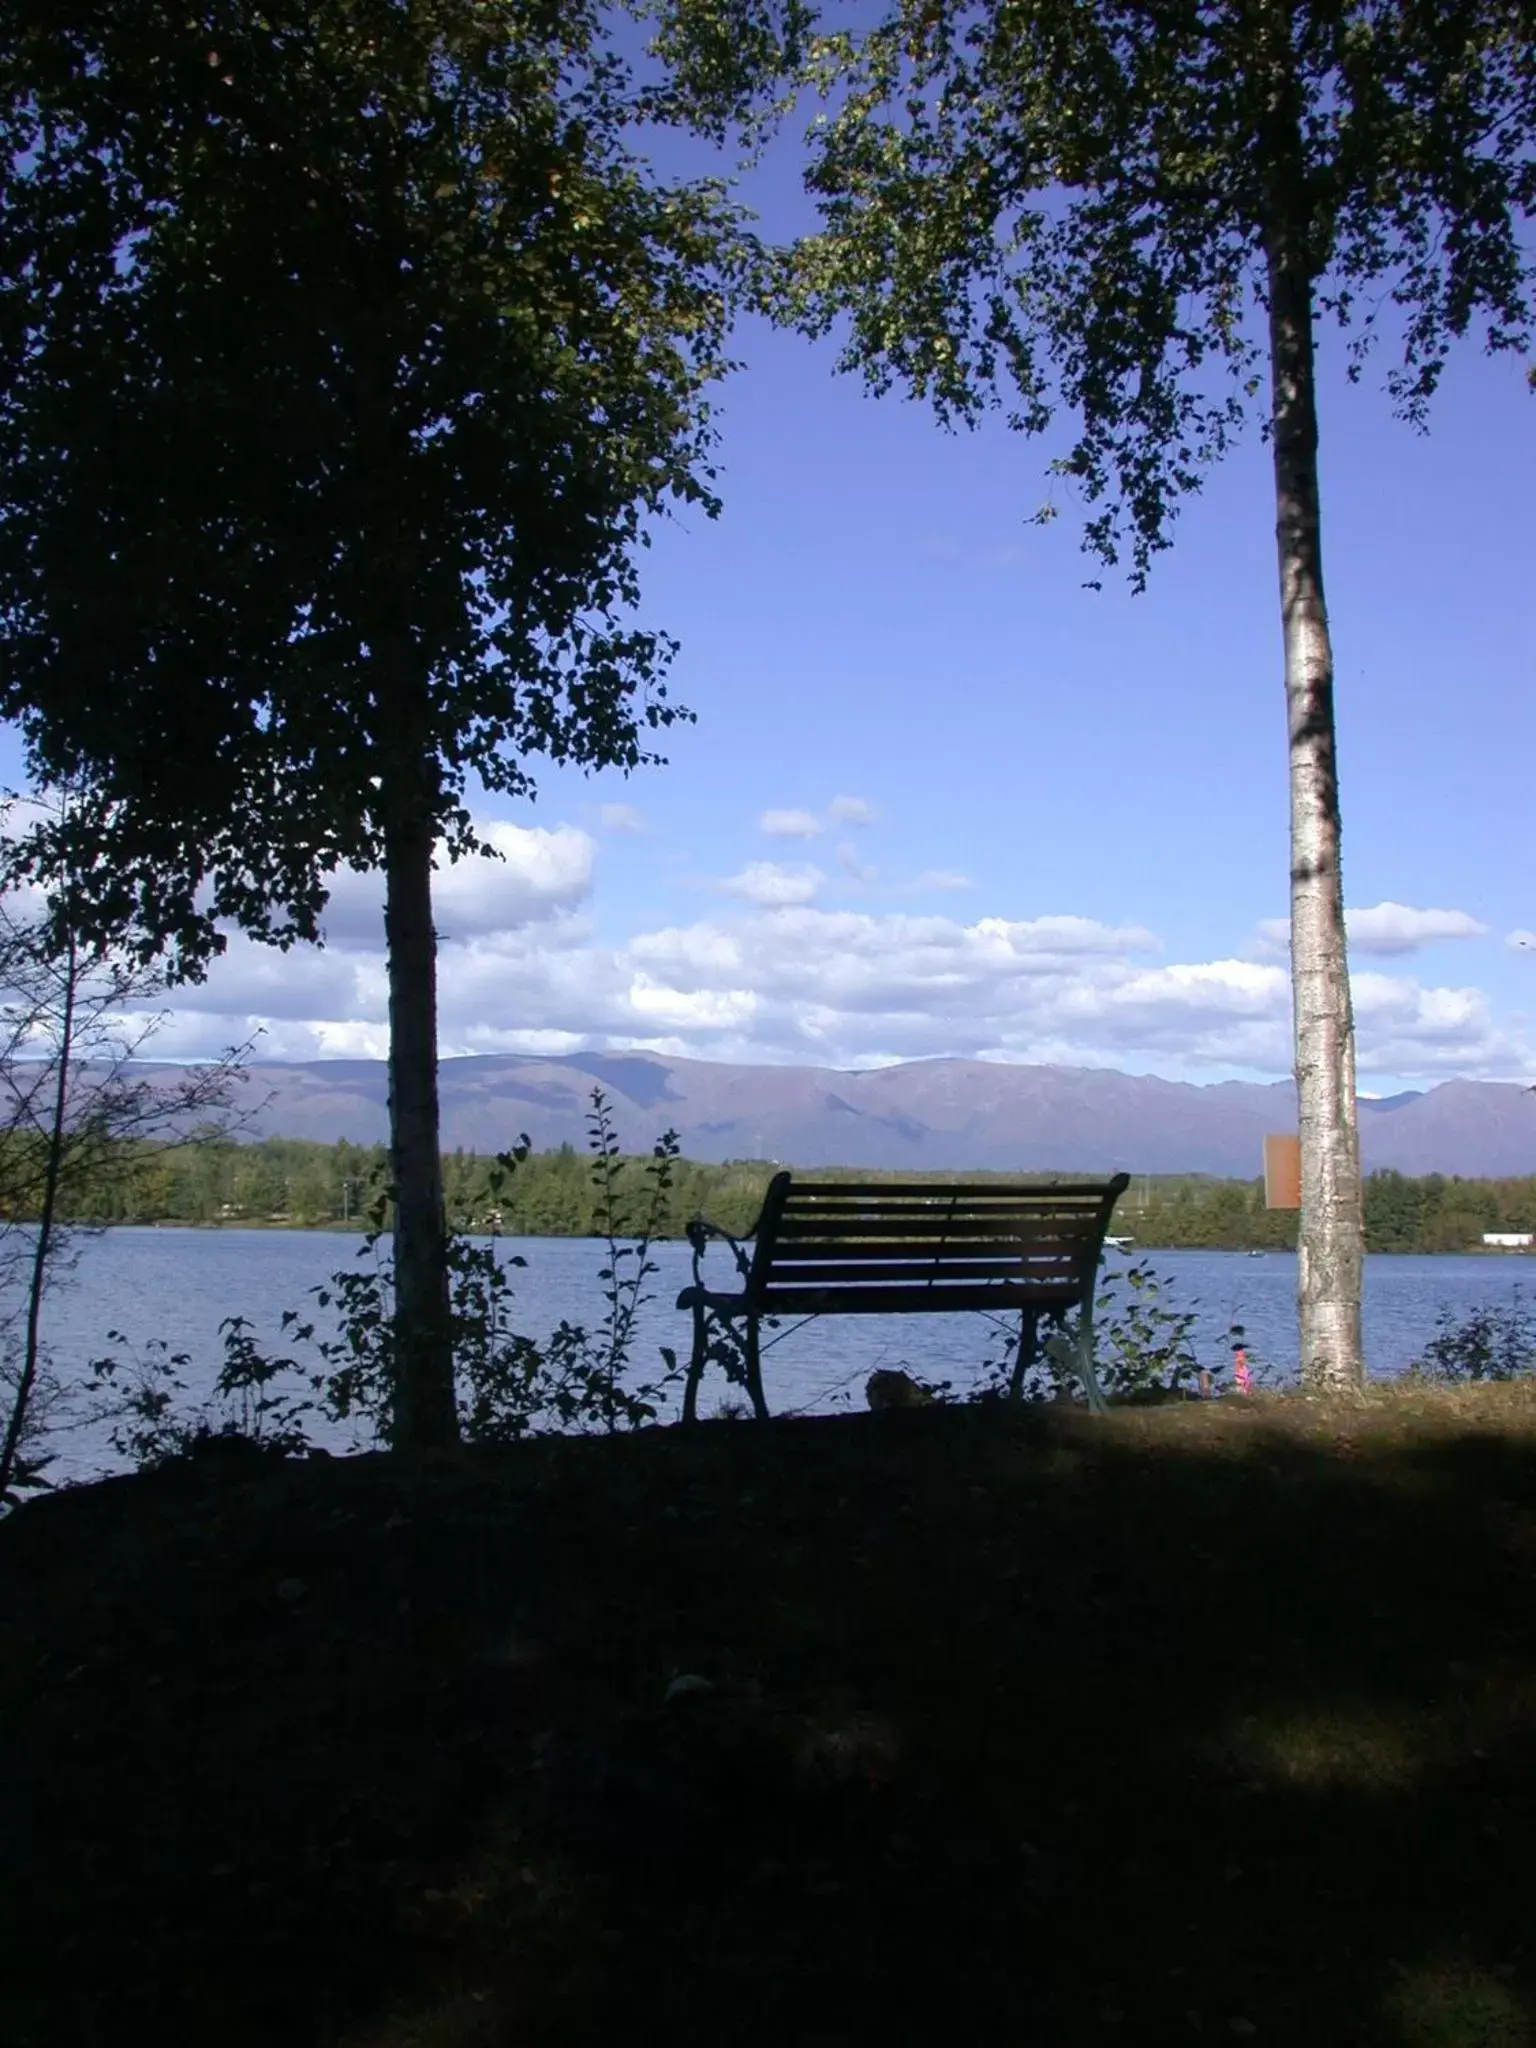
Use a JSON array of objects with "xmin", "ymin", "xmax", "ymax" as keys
[{"xmin": 17, "ymin": 1229, "xmax": 1536, "ymax": 1483}]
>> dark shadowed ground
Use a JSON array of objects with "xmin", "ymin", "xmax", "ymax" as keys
[{"xmin": 3, "ymin": 1388, "xmax": 1535, "ymax": 2046}]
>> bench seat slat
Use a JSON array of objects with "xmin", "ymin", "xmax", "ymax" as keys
[
  {"xmin": 780, "ymin": 1196, "xmax": 1104, "ymax": 1211},
  {"xmin": 774, "ymin": 1236, "xmax": 1089, "ymax": 1269},
  {"xmin": 772, "ymin": 1215, "xmax": 1102, "ymax": 1240},
  {"xmin": 771, "ymin": 1245, "xmax": 1092, "ymax": 1268}
]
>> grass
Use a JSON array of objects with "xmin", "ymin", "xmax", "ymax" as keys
[{"xmin": 3, "ymin": 1384, "xmax": 1536, "ymax": 2046}]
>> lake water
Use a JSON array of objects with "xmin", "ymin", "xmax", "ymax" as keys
[{"xmin": 17, "ymin": 1229, "xmax": 1536, "ymax": 1484}]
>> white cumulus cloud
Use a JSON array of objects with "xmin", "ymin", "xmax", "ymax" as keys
[
  {"xmin": 597, "ymin": 802, "xmax": 646, "ymax": 835},
  {"xmin": 758, "ymin": 808, "xmax": 824, "ymax": 839},
  {"xmin": 432, "ymin": 824, "xmax": 594, "ymax": 938},
  {"xmin": 316, "ymin": 820, "xmax": 593, "ymax": 946},
  {"xmin": 828, "ymin": 794, "xmax": 879, "ymax": 826},
  {"xmin": 1350, "ymin": 973, "xmax": 1526, "ymax": 1076},
  {"xmin": 976, "ymin": 914, "xmax": 1160, "ymax": 956},
  {"xmin": 720, "ymin": 862, "xmax": 825, "ymax": 907},
  {"xmin": 1256, "ymin": 901, "xmax": 1489, "ymax": 959},
  {"xmin": 107, "ymin": 827, "xmax": 1536, "ymax": 1084},
  {"xmin": 1347, "ymin": 902, "xmax": 1489, "ymax": 955},
  {"xmin": 628, "ymin": 975, "xmax": 760, "ymax": 1032}
]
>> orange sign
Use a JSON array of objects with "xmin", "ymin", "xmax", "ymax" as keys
[{"xmin": 1263, "ymin": 1133, "xmax": 1301, "ymax": 1210}]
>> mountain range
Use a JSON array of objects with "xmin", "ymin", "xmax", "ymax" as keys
[{"xmin": 177, "ymin": 1051, "xmax": 1536, "ymax": 1179}]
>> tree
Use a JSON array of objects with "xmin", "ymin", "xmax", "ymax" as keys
[
  {"xmin": 726, "ymin": 0, "xmax": 1534, "ymax": 1389},
  {"xmin": 0, "ymin": 2, "xmax": 739, "ymax": 1441},
  {"xmin": 0, "ymin": 804, "xmax": 247, "ymax": 1503}
]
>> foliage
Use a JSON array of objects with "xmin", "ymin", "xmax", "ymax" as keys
[
  {"xmin": 755, "ymin": 0, "xmax": 1535, "ymax": 587},
  {"xmin": 275, "ymin": 1225, "xmax": 590, "ymax": 1452},
  {"xmin": 894, "ymin": 1259, "xmax": 1222, "ymax": 1410},
  {"xmin": 985, "ymin": 1259, "xmax": 1214, "ymax": 1406},
  {"xmin": 1093, "ymin": 1262, "xmax": 1208, "ymax": 1401},
  {"xmin": 24, "ymin": 1132, "xmax": 1536, "ymax": 1256},
  {"xmin": 317, "ymin": 1089, "xmax": 684, "ymax": 1444},
  {"xmin": 0, "ymin": 824, "xmax": 247, "ymax": 1503},
  {"xmin": 14, "ymin": 1100, "xmax": 1536, "ymax": 1267},
  {"xmin": 584, "ymin": 1088, "xmax": 687, "ymax": 1428},
  {"xmin": 1128, "ymin": 1169, "xmax": 1536, "ymax": 1256},
  {"xmin": 0, "ymin": 0, "xmax": 741, "ymax": 964},
  {"xmin": 1405, "ymin": 1293, "xmax": 1536, "ymax": 1384},
  {"xmin": 86, "ymin": 1318, "xmax": 318, "ymax": 1469},
  {"xmin": 89, "ymin": 1089, "xmax": 688, "ymax": 1466},
  {"xmin": 0, "ymin": 0, "xmax": 749, "ymax": 1443},
  {"xmin": 729, "ymin": 0, "xmax": 1534, "ymax": 1393},
  {"xmin": 0, "ymin": 1131, "xmax": 777, "ymax": 1236}
]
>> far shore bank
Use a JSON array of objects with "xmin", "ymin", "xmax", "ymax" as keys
[{"xmin": 27, "ymin": 1216, "xmax": 1536, "ymax": 1256}]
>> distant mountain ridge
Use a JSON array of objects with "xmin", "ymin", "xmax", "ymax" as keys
[{"xmin": 175, "ymin": 1051, "xmax": 1536, "ymax": 1179}]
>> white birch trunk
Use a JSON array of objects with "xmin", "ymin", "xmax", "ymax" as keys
[{"xmin": 1264, "ymin": 197, "xmax": 1366, "ymax": 1393}]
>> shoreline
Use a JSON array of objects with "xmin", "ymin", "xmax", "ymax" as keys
[{"xmin": 34, "ymin": 1218, "xmax": 1536, "ymax": 1256}]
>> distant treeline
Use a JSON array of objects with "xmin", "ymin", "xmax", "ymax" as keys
[
  {"xmin": 1123, "ymin": 1169, "xmax": 1536, "ymax": 1254},
  {"xmin": 3, "ymin": 1138, "xmax": 1533, "ymax": 1254},
  {"xmin": 3, "ymin": 1135, "xmax": 776, "ymax": 1239}
]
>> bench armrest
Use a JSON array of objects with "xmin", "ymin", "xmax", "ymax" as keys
[{"xmin": 684, "ymin": 1214, "xmax": 754, "ymax": 1291}]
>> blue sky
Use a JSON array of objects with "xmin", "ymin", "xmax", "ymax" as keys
[{"xmin": 5, "ymin": 93, "xmax": 1534, "ymax": 1092}]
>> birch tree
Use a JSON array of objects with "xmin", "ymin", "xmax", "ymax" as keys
[
  {"xmin": 0, "ymin": 1, "xmax": 738, "ymax": 1443},
  {"xmin": 741, "ymin": 0, "xmax": 1534, "ymax": 1388}
]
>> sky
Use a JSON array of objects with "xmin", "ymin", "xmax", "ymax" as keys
[{"xmin": 5, "ymin": 74, "xmax": 1534, "ymax": 1093}]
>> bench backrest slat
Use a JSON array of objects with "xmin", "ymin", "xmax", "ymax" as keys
[
  {"xmin": 783, "ymin": 1180, "xmax": 1113, "ymax": 1200},
  {"xmin": 770, "ymin": 1216, "xmax": 1103, "ymax": 1239},
  {"xmin": 774, "ymin": 1227, "xmax": 1098, "ymax": 1252},
  {"xmin": 742, "ymin": 1171, "xmax": 1130, "ymax": 1312},
  {"xmin": 771, "ymin": 1238, "xmax": 1090, "ymax": 1265},
  {"xmin": 758, "ymin": 1281, "xmax": 1086, "ymax": 1314},
  {"xmin": 767, "ymin": 1257, "xmax": 1074, "ymax": 1286},
  {"xmin": 774, "ymin": 1196, "xmax": 1114, "ymax": 1204}
]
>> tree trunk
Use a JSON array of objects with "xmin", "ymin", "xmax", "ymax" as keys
[
  {"xmin": 380, "ymin": 713, "xmax": 458, "ymax": 1450},
  {"xmin": 358, "ymin": 301, "xmax": 459, "ymax": 1449},
  {"xmin": 1263, "ymin": 182, "xmax": 1366, "ymax": 1393}
]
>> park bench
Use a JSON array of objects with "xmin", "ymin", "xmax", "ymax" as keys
[{"xmin": 677, "ymin": 1170, "xmax": 1132, "ymax": 1423}]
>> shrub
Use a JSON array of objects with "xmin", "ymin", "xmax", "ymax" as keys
[
  {"xmin": 976, "ymin": 1259, "xmax": 1215, "ymax": 1406},
  {"xmin": 86, "ymin": 1317, "xmax": 319, "ymax": 1469},
  {"xmin": 86, "ymin": 1087, "xmax": 686, "ymax": 1468},
  {"xmin": 1406, "ymin": 1293, "xmax": 1536, "ymax": 1384}
]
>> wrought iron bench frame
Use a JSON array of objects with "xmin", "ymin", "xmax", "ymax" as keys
[{"xmin": 677, "ymin": 1170, "xmax": 1132, "ymax": 1422}]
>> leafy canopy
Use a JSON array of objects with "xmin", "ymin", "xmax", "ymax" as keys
[
  {"xmin": 0, "ymin": 0, "xmax": 745, "ymax": 964},
  {"xmin": 753, "ymin": 0, "xmax": 1535, "ymax": 584}
]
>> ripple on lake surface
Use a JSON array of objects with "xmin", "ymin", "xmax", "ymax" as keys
[{"xmin": 16, "ymin": 1230, "xmax": 1535, "ymax": 1481}]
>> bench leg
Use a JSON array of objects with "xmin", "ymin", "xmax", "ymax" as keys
[
  {"xmin": 1072, "ymin": 1296, "xmax": 1109, "ymax": 1416},
  {"xmin": 682, "ymin": 1301, "xmax": 708, "ymax": 1425},
  {"xmin": 745, "ymin": 1313, "xmax": 770, "ymax": 1422},
  {"xmin": 1007, "ymin": 1309, "xmax": 1041, "ymax": 1404},
  {"xmin": 1040, "ymin": 1309, "xmax": 1110, "ymax": 1414}
]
